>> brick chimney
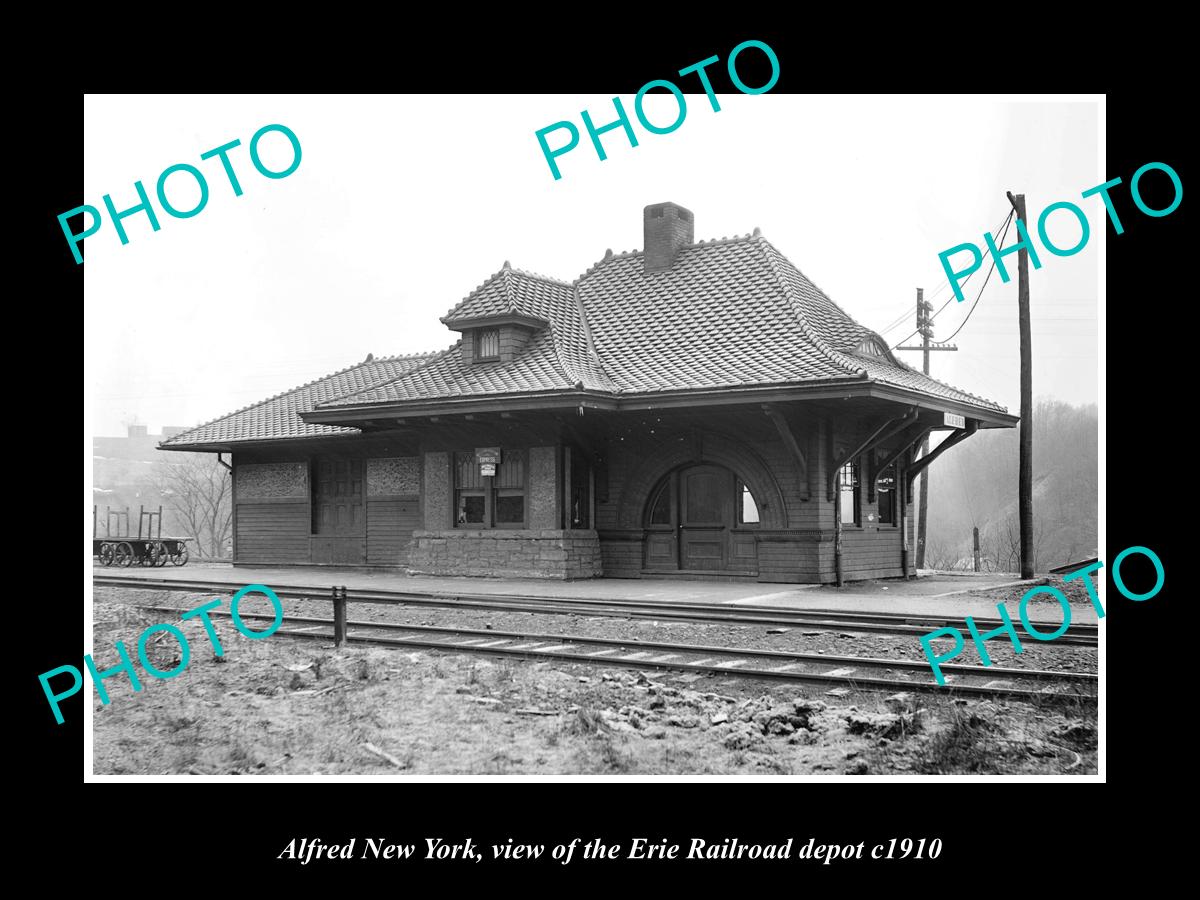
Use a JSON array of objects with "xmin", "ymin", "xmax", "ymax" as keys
[{"xmin": 643, "ymin": 202, "xmax": 694, "ymax": 273}]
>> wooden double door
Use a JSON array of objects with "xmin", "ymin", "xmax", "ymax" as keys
[{"xmin": 643, "ymin": 464, "xmax": 757, "ymax": 573}]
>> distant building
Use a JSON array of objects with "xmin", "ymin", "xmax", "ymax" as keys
[
  {"xmin": 94, "ymin": 424, "xmax": 210, "ymax": 539},
  {"xmin": 162, "ymin": 203, "xmax": 1015, "ymax": 582}
]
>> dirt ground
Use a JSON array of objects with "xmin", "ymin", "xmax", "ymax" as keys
[{"xmin": 90, "ymin": 586, "xmax": 1099, "ymax": 776}]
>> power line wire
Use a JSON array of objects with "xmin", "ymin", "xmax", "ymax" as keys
[
  {"xmin": 890, "ymin": 210, "xmax": 1014, "ymax": 350},
  {"xmin": 937, "ymin": 210, "xmax": 1015, "ymax": 344},
  {"xmin": 876, "ymin": 211, "xmax": 1011, "ymax": 338},
  {"xmin": 879, "ymin": 311, "xmax": 916, "ymax": 336}
]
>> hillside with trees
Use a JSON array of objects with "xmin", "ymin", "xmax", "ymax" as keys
[{"xmin": 924, "ymin": 400, "xmax": 1097, "ymax": 573}]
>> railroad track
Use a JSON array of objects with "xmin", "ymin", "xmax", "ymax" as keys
[
  {"xmin": 137, "ymin": 604, "xmax": 1098, "ymax": 702},
  {"xmin": 93, "ymin": 574, "xmax": 1100, "ymax": 646}
]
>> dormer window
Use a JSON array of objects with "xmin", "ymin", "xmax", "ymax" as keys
[{"xmin": 475, "ymin": 328, "xmax": 500, "ymax": 361}]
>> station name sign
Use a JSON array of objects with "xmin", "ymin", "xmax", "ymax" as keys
[{"xmin": 943, "ymin": 413, "xmax": 966, "ymax": 429}]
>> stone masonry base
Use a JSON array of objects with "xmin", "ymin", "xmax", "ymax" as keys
[{"xmin": 407, "ymin": 529, "xmax": 603, "ymax": 579}]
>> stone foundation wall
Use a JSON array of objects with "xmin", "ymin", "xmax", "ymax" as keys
[{"xmin": 407, "ymin": 529, "xmax": 602, "ymax": 579}]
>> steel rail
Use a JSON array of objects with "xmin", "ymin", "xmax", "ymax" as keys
[
  {"xmin": 95, "ymin": 575, "xmax": 1099, "ymax": 646},
  {"xmin": 138, "ymin": 605, "xmax": 1095, "ymax": 682},
  {"xmin": 136, "ymin": 605, "xmax": 1097, "ymax": 702}
]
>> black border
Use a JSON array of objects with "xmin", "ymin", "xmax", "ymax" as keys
[{"xmin": 43, "ymin": 25, "xmax": 1186, "ymax": 880}]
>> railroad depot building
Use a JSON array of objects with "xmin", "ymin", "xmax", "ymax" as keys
[{"xmin": 162, "ymin": 203, "xmax": 1016, "ymax": 583}]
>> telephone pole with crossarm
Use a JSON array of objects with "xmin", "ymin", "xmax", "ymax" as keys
[{"xmin": 898, "ymin": 287, "xmax": 957, "ymax": 570}]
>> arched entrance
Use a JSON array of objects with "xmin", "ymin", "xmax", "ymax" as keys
[{"xmin": 643, "ymin": 463, "xmax": 760, "ymax": 573}]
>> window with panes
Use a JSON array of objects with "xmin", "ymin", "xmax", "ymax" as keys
[
  {"xmin": 454, "ymin": 449, "xmax": 525, "ymax": 528},
  {"xmin": 839, "ymin": 459, "xmax": 861, "ymax": 526},
  {"xmin": 877, "ymin": 464, "xmax": 897, "ymax": 525}
]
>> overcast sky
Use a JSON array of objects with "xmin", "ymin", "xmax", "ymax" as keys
[{"xmin": 84, "ymin": 94, "xmax": 1100, "ymax": 437}]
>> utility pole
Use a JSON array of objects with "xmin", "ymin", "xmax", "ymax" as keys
[
  {"xmin": 898, "ymin": 288, "xmax": 956, "ymax": 570},
  {"xmin": 1007, "ymin": 190, "xmax": 1034, "ymax": 578}
]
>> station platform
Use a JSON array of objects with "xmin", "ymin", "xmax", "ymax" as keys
[{"xmin": 92, "ymin": 562, "xmax": 1098, "ymax": 623}]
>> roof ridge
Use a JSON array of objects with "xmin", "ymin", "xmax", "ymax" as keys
[
  {"xmin": 313, "ymin": 345, "xmax": 460, "ymax": 409},
  {"xmin": 779, "ymin": 246, "xmax": 881, "ymax": 348},
  {"xmin": 441, "ymin": 265, "xmax": 511, "ymax": 321},
  {"xmin": 368, "ymin": 350, "xmax": 440, "ymax": 363},
  {"xmin": 755, "ymin": 237, "xmax": 866, "ymax": 380},
  {"xmin": 529, "ymin": 307, "xmax": 589, "ymax": 391},
  {"xmin": 563, "ymin": 282, "xmax": 616, "ymax": 391},
  {"xmin": 687, "ymin": 232, "xmax": 758, "ymax": 249},
  {"xmin": 443, "ymin": 262, "xmax": 574, "ymax": 323},
  {"xmin": 499, "ymin": 264, "xmax": 517, "ymax": 314},
  {"xmin": 765, "ymin": 238, "xmax": 1004, "ymax": 412},
  {"xmin": 160, "ymin": 352, "xmax": 439, "ymax": 445},
  {"xmin": 576, "ymin": 233, "xmax": 765, "ymax": 281},
  {"xmin": 161, "ymin": 356, "xmax": 383, "ymax": 445},
  {"xmin": 774, "ymin": 242, "xmax": 896, "ymax": 358},
  {"xmin": 505, "ymin": 263, "xmax": 573, "ymax": 287}
]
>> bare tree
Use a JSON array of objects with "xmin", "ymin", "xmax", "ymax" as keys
[
  {"xmin": 156, "ymin": 455, "xmax": 232, "ymax": 559},
  {"xmin": 924, "ymin": 539, "xmax": 963, "ymax": 571}
]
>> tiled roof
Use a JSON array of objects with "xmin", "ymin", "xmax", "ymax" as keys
[
  {"xmin": 576, "ymin": 238, "xmax": 861, "ymax": 392},
  {"xmin": 159, "ymin": 352, "xmax": 438, "ymax": 447},
  {"xmin": 164, "ymin": 226, "xmax": 1006, "ymax": 447},
  {"xmin": 759, "ymin": 239, "xmax": 1005, "ymax": 410},
  {"xmin": 325, "ymin": 265, "xmax": 614, "ymax": 407},
  {"xmin": 324, "ymin": 234, "xmax": 1004, "ymax": 412},
  {"xmin": 440, "ymin": 263, "xmax": 559, "ymax": 325}
]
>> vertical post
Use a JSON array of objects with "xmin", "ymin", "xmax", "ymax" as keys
[
  {"xmin": 332, "ymin": 586, "xmax": 347, "ymax": 647},
  {"xmin": 899, "ymin": 459, "xmax": 909, "ymax": 578},
  {"xmin": 1008, "ymin": 191, "xmax": 1034, "ymax": 579},
  {"xmin": 834, "ymin": 487, "xmax": 844, "ymax": 588},
  {"xmin": 916, "ymin": 289, "xmax": 930, "ymax": 571},
  {"xmin": 973, "ymin": 526, "xmax": 981, "ymax": 573},
  {"xmin": 138, "ymin": 505, "xmax": 144, "ymax": 540},
  {"xmin": 588, "ymin": 462, "xmax": 596, "ymax": 530},
  {"xmin": 827, "ymin": 419, "xmax": 843, "ymax": 587},
  {"xmin": 563, "ymin": 444, "xmax": 572, "ymax": 529},
  {"xmin": 157, "ymin": 505, "xmax": 163, "ymax": 539}
]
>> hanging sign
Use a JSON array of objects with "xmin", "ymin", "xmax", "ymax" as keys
[
  {"xmin": 476, "ymin": 447, "xmax": 501, "ymax": 477},
  {"xmin": 943, "ymin": 413, "xmax": 966, "ymax": 429}
]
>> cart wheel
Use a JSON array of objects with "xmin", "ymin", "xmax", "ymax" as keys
[
  {"xmin": 114, "ymin": 542, "xmax": 134, "ymax": 567},
  {"xmin": 155, "ymin": 543, "xmax": 170, "ymax": 566},
  {"xmin": 98, "ymin": 543, "xmax": 115, "ymax": 566},
  {"xmin": 171, "ymin": 544, "xmax": 189, "ymax": 566}
]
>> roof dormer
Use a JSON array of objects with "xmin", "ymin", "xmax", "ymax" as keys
[
  {"xmin": 855, "ymin": 336, "xmax": 889, "ymax": 356},
  {"xmin": 441, "ymin": 261, "xmax": 552, "ymax": 365},
  {"xmin": 451, "ymin": 316, "xmax": 546, "ymax": 365},
  {"xmin": 850, "ymin": 333, "xmax": 902, "ymax": 366}
]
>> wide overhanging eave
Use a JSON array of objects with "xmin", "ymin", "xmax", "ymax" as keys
[{"xmin": 299, "ymin": 377, "xmax": 1014, "ymax": 427}]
